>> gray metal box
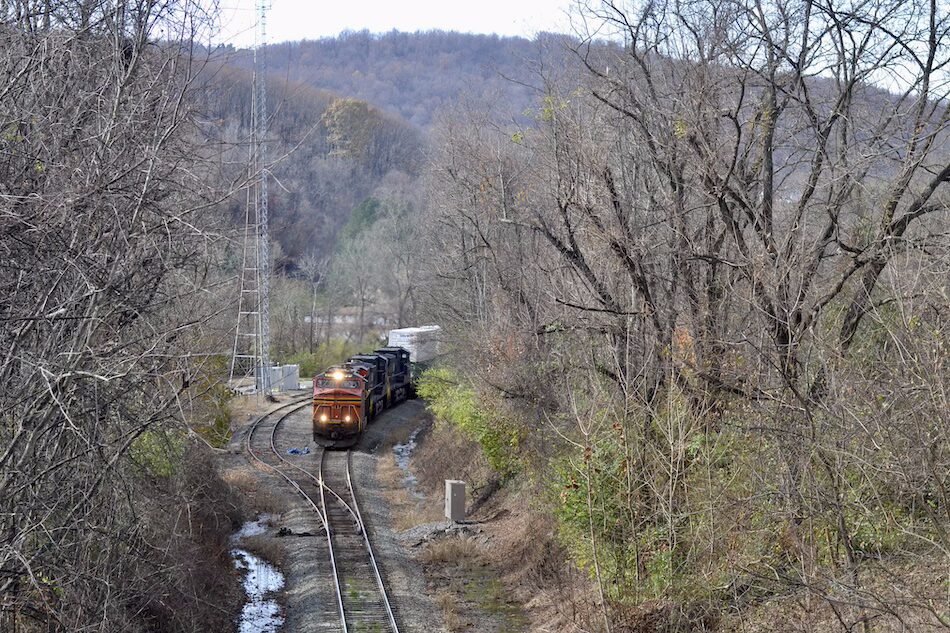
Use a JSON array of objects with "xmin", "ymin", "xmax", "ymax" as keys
[
  {"xmin": 280, "ymin": 364, "xmax": 300, "ymax": 390},
  {"xmin": 269, "ymin": 366, "xmax": 282, "ymax": 391},
  {"xmin": 444, "ymin": 480, "xmax": 466, "ymax": 522}
]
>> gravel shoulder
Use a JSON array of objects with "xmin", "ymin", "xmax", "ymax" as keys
[{"xmin": 352, "ymin": 400, "xmax": 449, "ymax": 632}]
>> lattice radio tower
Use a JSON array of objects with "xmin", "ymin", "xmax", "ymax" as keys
[{"xmin": 229, "ymin": 0, "xmax": 272, "ymax": 393}]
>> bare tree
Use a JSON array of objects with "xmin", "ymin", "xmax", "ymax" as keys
[
  {"xmin": 331, "ymin": 237, "xmax": 376, "ymax": 343},
  {"xmin": 299, "ymin": 250, "xmax": 330, "ymax": 352},
  {"xmin": 0, "ymin": 3, "xmax": 246, "ymax": 630},
  {"xmin": 364, "ymin": 200, "xmax": 421, "ymax": 327},
  {"xmin": 419, "ymin": 0, "xmax": 950, "ymax": 629}
]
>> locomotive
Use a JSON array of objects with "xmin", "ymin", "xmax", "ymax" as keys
[{"xmin": 312, "ymin": 346, "xmax": 412, "ymax": 447}]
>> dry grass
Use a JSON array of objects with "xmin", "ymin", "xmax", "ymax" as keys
[
  {"xmin": 406, "ymin": 420, "xmax": 604, "ymax": 632},
  {"xmin": 227, "ymin": 392, "xmax": 305, "ymax": 437},
  {"xmin": 219, "ymin": 467, "xmax": 256, "ymax": 490},
  {"xmin": 375, "ymin": 453, "xmax": 402, "ymax": 488},
  {"xmin": 240, "ymin": 533, "xmax": 287, "ymax": 569},
  {"xmin": 419, "ymin": 536, "xmax": 481, "ymax": 566},
  {"xmin": 227, "ymin": 393, "xmax": 271, "ymax": 421},
  {"xmin": 376, "ymin": 451, "xmax": 444, "ymax": 531},
  {"xmin": 734, "ymin": 554, "xmax": 950, "ymax": 632},
  {"xmin": 395, "ymin": 503, "xmax": 443, "ymax": 531},
  {"xmin": 219, "ymin": 466, "xmax": 289, "ymax": 515},
  {"xmin": 376, "ymin": 422, "xmax": 417, "ymax": 452},
  {"xmin": 412, "ymin": 421, "xmax": 494, "ymax": 502},
  {"xmin": 436, "ymin": 589, "xmax": 468, "ymax": 631}
]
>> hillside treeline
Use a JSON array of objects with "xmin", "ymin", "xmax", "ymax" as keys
[
  {"xmin": 0, "ymin": 4, "xmax": 246, "ymax": 631},
  {"xmin": 417, "ymin": 0, "xmax": 950, "ymax": 630},
  {"xmin": 206, "ymin": 71, "xmax": 430, "ymax": 356},
  {"xmin": 217, "ymin": 31, "xmax": 586, "ymax": 352},
  {"xmin": 224, "ymin": 30, "xmax": 575, "ymax": 127}
]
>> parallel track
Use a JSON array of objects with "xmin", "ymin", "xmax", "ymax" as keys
[{"xmin": 243, "ymin": 397, "xmax": 399, "ymax": 633}]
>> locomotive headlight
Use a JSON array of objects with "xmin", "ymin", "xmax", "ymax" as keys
[
  {"xmin": 320, "ymin": 414, "xmax": 328, "ymax": 422},
  {"xmin": 344, "ymin": 415, "xmax": 351, "ymax": 422},
  {"xmin": 331, "ymin": 371, "xmax": 345, "ymax": 381}
]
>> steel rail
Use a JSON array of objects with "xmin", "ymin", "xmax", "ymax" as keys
[
  {"xmin": 245, "ymin": 397, "xmax": 398, "ymax": 632},
  {"xmin": 266, "ymin": 413, "xmax": 352, "ymax": 632},
  {"xmin": 244, "ymin": 397, "xmax": 356, "ymax": 529},
  {"xmin": 345, "ymin": 449, "xmax": 400, "ymax": 633},
  {"xmin": 317, "ymin": 449, "xmax": 348, "ymax": 632},
  {"xmin": 270, "ymin": 432, "xmax": 361, "ymax": 528},
  {"xmin": 318, "ymin": 448, "xmax": 400, "ymax": 633},
  {"xmin": 243, "ymin": 397, "xmax": 324, "ymax": 528}
]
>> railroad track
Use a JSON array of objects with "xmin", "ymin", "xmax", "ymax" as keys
[
  {"xmin": 319, "ymin": 448, "xmax": 400, "ymax": 633},
  {"xmin": 244, "ymin": 398, "xmax": 400, "ymax": 633},
  {"xmin": 244, "ymin": 397, "xmax": 325, "ymax": 522}
]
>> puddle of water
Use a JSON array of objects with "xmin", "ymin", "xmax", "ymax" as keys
[
  {"xmin": 392, "ymin": 426, "xmax": 425, "ymax": 499},
  {"xmin": 231, "ymin": 516, "xmax": 285, "ymax": 633}
]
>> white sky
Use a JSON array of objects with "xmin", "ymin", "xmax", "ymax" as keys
[{"xmin": 214, "ymin": 0, "xmax": 578, "ymax": 47}]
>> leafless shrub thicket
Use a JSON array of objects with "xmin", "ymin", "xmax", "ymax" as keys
[
  {"xmin": 0, "ymin": 2, "xmax": 245, "ymax": 630},
  {"xmin": 420, "ymin": 0, "xmax": 950, "ymax": 629}
]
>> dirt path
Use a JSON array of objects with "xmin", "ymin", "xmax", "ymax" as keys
[{"xmin": 218, "ymin": 393, "xmax": 445, "ymax": 632}]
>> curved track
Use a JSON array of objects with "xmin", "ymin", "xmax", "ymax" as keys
[{"xmin": 244, "ymin": 398, "xmax": 400, "ymax": 633}]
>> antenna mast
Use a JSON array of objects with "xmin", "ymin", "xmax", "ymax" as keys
[
  {"xmin": 255, "ymin": 0, "xmax": 271, "ymax": 393},
  {"xmin": 229, "ymin": 0, "xmax": 272, "ymax": 394}
]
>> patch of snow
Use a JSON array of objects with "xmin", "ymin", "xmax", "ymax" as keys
[
  {"xmin": 232, "ymin": 514, "xmax": 277, "ymax": 540},
  {"xmin": 231, "ymin": 517, "xmax": 285, "ymax": 632}
]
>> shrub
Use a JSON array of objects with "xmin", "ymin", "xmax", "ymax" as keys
[
  {"xmin": 417, "ymin": 367, "xmax": 522, "ymax": 476},
  {"xmin": 130, "ymin": 429, "xmax": 185, "ymax": 478},
  {"xmin": 190, "ymin": 357, "xmax": 234, "ymax": 448}
]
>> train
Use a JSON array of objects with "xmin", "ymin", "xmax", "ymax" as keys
[{"xmin": 312, "ymin": 345, "xmax": 414, "ymax": 448}]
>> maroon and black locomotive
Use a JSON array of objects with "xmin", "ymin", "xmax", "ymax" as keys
[{"xmin": 312, "ymin": 346, "xmax": 412, "ymax": 447}]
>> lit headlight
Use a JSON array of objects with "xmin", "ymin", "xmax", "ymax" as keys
[
  {"xmin": 331, "ymin": 371, "xmax": 345, "ymax": 381},
  {"xmin": 344, "ymin": 415, "xmax": 351, "ymax": 422},
  {"xmin": 320, "ymin": 414, "xmax": 328, "ymax": 422}
]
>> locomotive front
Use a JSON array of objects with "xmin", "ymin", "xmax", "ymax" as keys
[{"xmin": 313, "ymin": 367, "xmax": 366, "ymax": 445}]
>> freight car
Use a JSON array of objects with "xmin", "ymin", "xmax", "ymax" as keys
[{"xmin": 312, "ymin": 346, "xmax": 412, "ymax": 448}]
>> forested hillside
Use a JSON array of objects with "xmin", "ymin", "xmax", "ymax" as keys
[
  {"xmin": 224, "ymin": 30, "xmax": 576, "ymax": 127},
  {"xmin": 204, "ymin": 66, "xmax": 424, "ymax": 266},
  {"xmin": 209, "ymin": 31, "xmax": 574, "ymax": 346},
  {"xmin": 210, "ymin": 31, "xmax": 589, "ymax": 350}
]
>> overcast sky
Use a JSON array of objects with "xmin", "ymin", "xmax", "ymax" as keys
[{"xmin": 215, "ymin": 0, "xmax": 578, "ymax": 47}]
